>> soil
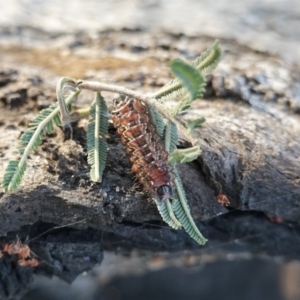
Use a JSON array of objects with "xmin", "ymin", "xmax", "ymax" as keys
[{"xmin": 0, "ymin": 27, "xmax": 300, "ymax": 299}]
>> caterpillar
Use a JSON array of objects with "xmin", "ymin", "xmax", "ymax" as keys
[{"xmin": 111, "ymin": 97, "xmax": 174, "ymax": 201}]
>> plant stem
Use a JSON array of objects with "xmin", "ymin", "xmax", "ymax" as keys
[
  {"xmin": 78, "ymin": 80, "xmax": 146, "ymax": 101},
  {"xmin": 153, "ymin": 81, "xmax": 182, "ymax": 101},
  {"xmin": 56, "ymin": 77, "xmax": 78, "ymax": 128},
  {"xmin": 196, "ymin": 45, "xmax": 219, "ymax": 71},
  {"xmin": 68, "ymin": 107, "xmax": 91, "ymax": 123},
  {"xmin": 77, "ymin": 80, "xmax": 197, "ymax": 145}
]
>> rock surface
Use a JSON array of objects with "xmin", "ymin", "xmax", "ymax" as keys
[{"xmin": 0, "ymin": 27, "xmax": 299, "ymax": 299}]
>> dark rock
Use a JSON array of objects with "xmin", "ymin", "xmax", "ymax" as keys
[{"xmin": 0, "ymin": 255, "xmax": 34, "ymax": 300}]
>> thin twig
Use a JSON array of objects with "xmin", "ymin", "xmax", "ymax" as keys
[
  {"xmin": 28, "ymin": 219, "xmax": 86, "ymax": 243},
  {"xmin": 153, "ymin": 81, "xmax": 182, "ymax": 101}
]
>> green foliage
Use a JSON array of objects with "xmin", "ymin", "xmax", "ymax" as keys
[
  {"xmin": 151, "ymin": 106, "xmax": 206, "ymax": 245},
  {"xmin": 193, "ymin": 39, "xmax": 222, "ymax": 75},
  {"xmin": 170, "ymin": 95, "xmax": 191, "ymax": 116},
  {"xmin": 1, "ymin": 160, "xmax": 26, "ymax": 193},
  {"xmin": 148, "ymin": 106, "xmax": 165, "ymax": 138},
  {"xmin": 154, "ymin": 198, "xmax": 182, "ymax": 230},
  {"xmin": 168, "ymin": 146, "xmax": 201, "ymax": 164},
  {"xmin": 153, "ymin": 111, "xmax": 206, "ymax": 244},
  {"xmin": 164, "ymin": 120, "xmax": 178, "ymax": 153},
  {"xmin": 1, "ymin": 41, "xmax": 222, "ymax": 245},
  {"xmin": 154, "ymin": 39, "xmax": 221, "ymax": 104},
  {"xmin": 19, "ymin": 103, "xmax": 61, "ymax": 155},
  {"xmin": 1, "ymin": 90, "xmax": 80, "ymax": 193},
  {"xmin": 186, "ymin": 117, "xmax": 206, "ymax": 134},
  {"xmin": 171, "ymin": 166, "xmax": 207, "ymax": 245},
  {"xmin": 170, "ymin": 59, "xmax": 206, "ymax": 101},
  {"xmin": 87, "ymin": 93, "xmax": 109, "ymax": 182}
]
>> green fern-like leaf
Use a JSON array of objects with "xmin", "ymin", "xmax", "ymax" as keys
[
  {"xmin": 172, "ymin": 166, "xmax": 207, "ymax": 245},
  {"xmin": 170, "ymin": 61, "xmax": 206, "ymax": 116},
  {"xmin": 186, "ymin": 117, "xmax": 206, "ymax": 134},
  {"xmin": 154, "ymin": 40, "xmax": 221, "ymax": 103},
  {"xmin": 148, "ymin": 106, "xmax": 165, "ymax": 138},
  {"xmin": 161, "ymin": 117, "xmax": 206, "ymax": 245},
  {"xmin": 168, "ymin": 145, "xmax": 201, "ymax": 164},
  {"xmin": 1, "ymin": 160, "xmax": 26, "ymax": 193},
  {"xmin": 170, "ymin": 59, "xmax": 206, "ymax": 101},
  {"xmin": 1, "ymin": 90, "xmax": 80, "ymax": 193},
  {"xmin": 87, "ymin": 93, "xmax": 109, "ymax": 182},
  {"xmin": 147, "ymin": 107, "xmax": 182, "ymax": 228},
  {"xmin": 170, "ymin": 95, "xmax": 191, "ymax": 116},
  {"xmin": 152, "ymin": 107, "xmax": 206, "ymax": 244},
  {"xmin": 164, "ymin": 120, "xmax": 178, "ymax": 153},
  {"xmin": 19, "ymin": 103, "xmax": 61, "ymax": 155},
  {"xmin": 154, "ymin": 198, "xmax": 182, "ymax": 229},
  {"xmin": 193, "ymin": 39, "xmax": 221, "ymax": 75}
]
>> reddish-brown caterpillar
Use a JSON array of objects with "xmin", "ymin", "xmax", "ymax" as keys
[{"xmin": 111, "ymin": 97, "xmax": 174, "ymax": 200}]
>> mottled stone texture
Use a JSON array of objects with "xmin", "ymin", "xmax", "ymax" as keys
[{"xmin": 0, "ymin": 28, "xmax": 299, "ymax": 299}]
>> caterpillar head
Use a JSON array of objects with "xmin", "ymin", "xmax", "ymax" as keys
[{"xmin": 156, "ymin": 185, "xmax": 172, "ymax": 201}]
